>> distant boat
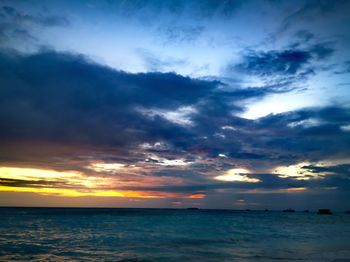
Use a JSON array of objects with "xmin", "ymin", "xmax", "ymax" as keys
[
  {"xmin": 186, "ymin": 207, "xmax": 199, "ymax": 210},
  {"xmin": 317, "ymin": 209, "xmax": 332, "ymax": 215},
  {"xmin": 245, "ymin": 209, "xmax": 251, "ymax": 212},
  {"xmin": 345, "ymin": 210, "xmax": 350, "ymax": 214},
  {"xmin": 303, "ymin": 210, "xmax": 310, "ymax": 213},
  {"xmin": 264, "ymin": 209, "xmax": 269, "ymax": 212},
  {"xmin": 283, "ymin": 208, "xmax": 295, "ymax": 213}
]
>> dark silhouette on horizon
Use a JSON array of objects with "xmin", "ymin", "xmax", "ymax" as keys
[{"xmin": 317, "ymin": 209, "xmax": 332, "ymax": 215}]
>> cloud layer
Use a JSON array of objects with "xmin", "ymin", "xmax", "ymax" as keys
[
  {"xmin": 0, "ymin": 49, "xmax": 349, "ymax": 208},
  {"xmin": 0, "ymin": 0, "xmax": 349, "ymax": 209}
]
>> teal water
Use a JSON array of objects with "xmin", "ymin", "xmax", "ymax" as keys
[{"xmin": 0, "ymin": 208, "xmax": 350, "ymax": 261}]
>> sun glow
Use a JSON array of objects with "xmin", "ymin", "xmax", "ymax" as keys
[
  {"xmin": 88, "ymin": 162, "xmax": 126, "ymax": 172},
  {"xmin": 0, "ymin": 166, "xmax": 205, "ymax": 199},
  {"xmin": 0, "ymin": 166, "xmax": 112, "ymax": 188},
  {"xmin": 214, "ymin": 168, "xmax": 260, "ymax": 183},
  {"xmin": 273, "ymin": 162, "xmax": 332, "ymax": 180},
  {"xmin": 0, "ymin": 185, "xmax": 206, "ymax": 199}
]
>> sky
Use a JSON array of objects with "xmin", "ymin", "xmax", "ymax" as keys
[{"xmin": 0, "ymin": 0, "xmax": 350, "ymax": 210}]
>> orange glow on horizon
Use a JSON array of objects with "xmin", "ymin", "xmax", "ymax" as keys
[
  {"xmin": 285, "ymin": 187, "xmax": 307, "ymax": 192},
  {"xmin": 0, "ymin": 185, "xmax": 206, "ymax": 199},
  {"xmin": 187, "ymin": 193, "xmax": 206, "ymax": 199},
  {"xmin": 0, "ymin": 166, "xmax": 206, "ymax": 200}
]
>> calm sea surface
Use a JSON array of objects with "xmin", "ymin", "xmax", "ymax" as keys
[{"xmin": 0, "ymin": 208, "xmax": 350, "ymax": 261}]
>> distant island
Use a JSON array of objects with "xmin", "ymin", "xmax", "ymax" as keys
[
  {"xmin": 317, "ymin": 209, "xmax": 332, "ymax": 215},
  {"xmin": 283, "ymin": 208, "xmax": 295, "ymax": 213}
]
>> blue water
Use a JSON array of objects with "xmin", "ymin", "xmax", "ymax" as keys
[{"xmin": 0, "ymin": 208, "xmax": 350, "ymax": 261}]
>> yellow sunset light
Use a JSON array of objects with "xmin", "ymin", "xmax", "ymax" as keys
[{"xmin": 214, "ymin": 168, "xmax": 260, "ymax": 183}]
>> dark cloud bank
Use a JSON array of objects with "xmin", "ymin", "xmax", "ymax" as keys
[{"xmin": 0, "ymin": 49, "xmax": 350, "ymax": 208}]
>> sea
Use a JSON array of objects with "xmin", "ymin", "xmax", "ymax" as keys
[{"xmin": 0, "ymin": 208, "xmax": 350, "ymax": 262}]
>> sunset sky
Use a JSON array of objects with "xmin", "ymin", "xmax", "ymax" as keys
[{"xmin": 0, "ymin": 0, "xmax": 350, "ymax": 209}]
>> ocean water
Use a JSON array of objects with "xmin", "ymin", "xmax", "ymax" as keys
[{"xmin": 0, "ymin": 208, "xmax": 350, "ymax": 262}]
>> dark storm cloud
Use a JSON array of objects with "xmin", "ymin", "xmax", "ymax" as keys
[
  {"xmin": 117, "ymin": 172, "xmax": 316, "ymax": 193},
  {"xmin": 0, "ymin": 177, "xmax": 76, "ymax": 188},
  {"xmin": 290, "ymin": 163, "xmax": 350, "ymax": 191},
  {"xmin": 229, "ymin": 42, "xmax": 335, "ymax": 95},
  {"xmin": 248, "ymin": 107, "xmax": 350, "ymax": 162},
  {"xmin": 300, "ymin": 163, "xmax": 350, "ymax": 185},
  {"xmin": 0, "ymin": 50, "xmax": 216, "ymax": 147},
  {"xmin": 236, "ymin": 50, "xmax": 311, "ymax": 76},
  {"xmin": 235, "ymin": 43, "xmax": 333, "ymax": 77},
  {"xmin": 0, "ymin": 49, "xmax": 285, "ymax": 155},
  {"xmin": 193, "ymin": 104, "xmax": 349, "ymax": 168},
  {"xmin": 309, "ymin": 43, "xmax": 334, "ymax": 60},
  {"xmin": 1, "ymin": 49, "xmax": 350, "ymax": 199},
  {"xmin": 179, "ymin": 105, "xmax": 350, "ymax": 171},
  {"xmin": 117, "ymin": 164, "xmax": 350, "ymax": 195}
]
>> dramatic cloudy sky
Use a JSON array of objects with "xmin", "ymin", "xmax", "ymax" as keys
[{"xmin": 0, "ymin": 0, "xmax": 350, "ymax": 209}]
